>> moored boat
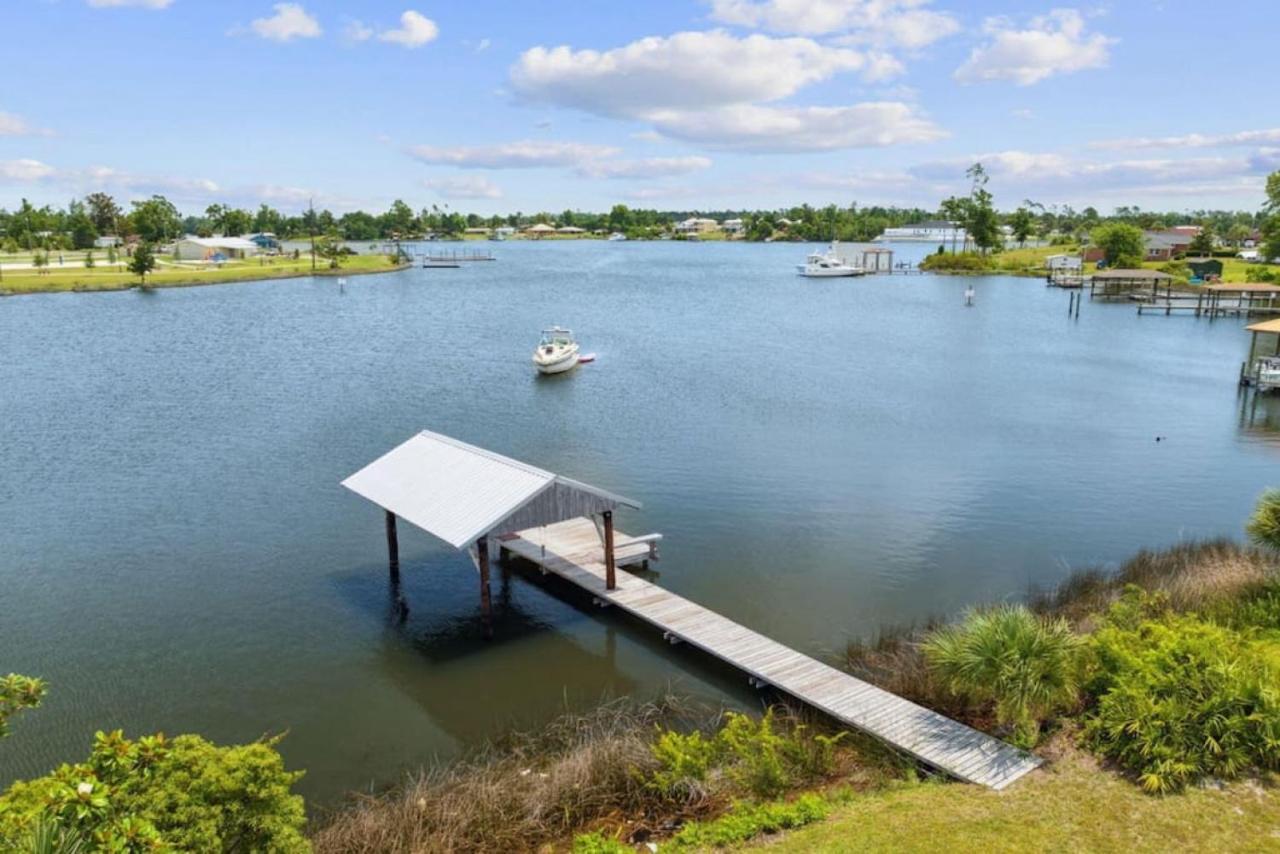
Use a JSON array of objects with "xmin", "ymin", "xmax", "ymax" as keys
[
  {"xmin": 797, "ymin": 242, "xmax": 862, "ymax": 277},
  {"xmin": 533, "ymin": 327, "xmax": 581, "ymax": 374}
]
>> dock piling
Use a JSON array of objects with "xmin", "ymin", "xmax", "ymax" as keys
[
  {"xmin": 385, "ymin": 510, "xmax": 400, "ymax": 581},
  {"xmin": 477, "ymin": 536, "xmax": 492, "ymax": 638}
]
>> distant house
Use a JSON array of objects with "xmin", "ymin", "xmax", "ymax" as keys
[
  {"xmin": 675, "ymin": 217, "xmax": 719, "ymax": 234},
  {"xmin": 174, "ymin": 236, "xmax": 259, "ymax": 261},
  {"xmin": 1243, "ymin": 230, "xmax": 1262, "ymax": 249},
  {"xmin": 722, "ymin": 218, "xmax": 745, "ymax": 235},
  {"xmin": 463, "ymin": 227, "xmax": 491, "ymax": 236},
  {"xmin": 524, "ymin": 223, "xmax": 556, "ymax": 239},
  {"xmin": 1143, "ymin": 231, "xmax": 1193, "ymax": 261},
  {"xmin": 244, "ymin": 232, "xmax": 280, "ymax": 250},
  {"xmin": 556, "ymin": 226, "xmax": 586, "ymax": 235},
  {"xmin": 1045, "ymin": 253, "xmax": 1082, "ymax": 271},
  {"xmin": 94, "ymin": 235, "xmax": 123, "ymax": 249},
  {"xmin": 877, "ymin": 220, "xmax": 966, "ymax": 243},
  {"xmin": 1082, "ymin": 246, "xmax": 1107, "ymax": 263},
  {"xmin": 1239, "ymin": 249, "xmax": 1261, "ymax": 262},
  {"xmin": 493, "ymin": 226, "xmax": 516, "ymax": 239}
]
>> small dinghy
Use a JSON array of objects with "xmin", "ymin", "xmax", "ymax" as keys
[
  {"xmin": 577, "ymin": 353, "xmax": 596, "ymax": 364},
  {"xmin": 533, "ymin": 327, "xmax": 580, "ymax": 374}
]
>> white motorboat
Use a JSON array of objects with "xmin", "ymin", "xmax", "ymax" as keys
[
  {"xmin": 1256, "ymin": 356, "xmax": 1280, "ymax": 391},
  {"xmin": 607, "ymin": 232, "xmax": 627, "ymax": 241},
  {"xmin": 533, "ymin": 327, "xmax": 581, "ymax": 374},
  {"xmin": 797, "ymin": 243, "xmax": 862, "ymax": 277}
]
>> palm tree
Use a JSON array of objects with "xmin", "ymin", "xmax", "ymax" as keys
[{"xmin": 1247, "ymin": 489, "xmax": 1280, "ymax": 551}]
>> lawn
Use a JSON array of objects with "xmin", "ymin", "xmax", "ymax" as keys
[
  {"xmin": 0, "ymin": 253, "xmax": 404, "ymax": 295},
  {"xmin": 751, "ymin": 746, "xmax": 1279, "ymax": 853}
]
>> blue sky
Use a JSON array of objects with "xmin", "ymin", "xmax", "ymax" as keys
[{"xmin": 3, "ymin": 0, "xmax": 1277, "ymax": 215}]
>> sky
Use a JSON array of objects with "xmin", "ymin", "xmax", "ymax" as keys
[{"xmin": 2, "ymin": 0, "xmax": 1278, "ymax": 216}]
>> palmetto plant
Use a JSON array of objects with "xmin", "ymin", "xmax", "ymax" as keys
[
  {"xmin": 923, "ymin": 605, "xmax": 1081, "ymax": 747},
  {"xmin": 1246, "ymin": 489, "xmax": 1280, "ymax": 552}
]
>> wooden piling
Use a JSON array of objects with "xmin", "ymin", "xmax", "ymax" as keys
[
  {"xmin": 603, "ymin": 510, "xmax": 617, "ymax": 590},
  {"xmin": 385, "ymin": 510, "xmax": 400, "ymax": 581},
  {"xmin": 478, "ymin": 536, "xmax": 492, "ymax": 637}
]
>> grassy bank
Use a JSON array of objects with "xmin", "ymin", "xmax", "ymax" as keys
[{"xmin": 0, "ymin": 254, "xmax": 406, "ymax": 296}]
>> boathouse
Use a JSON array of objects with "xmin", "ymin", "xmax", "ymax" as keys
[
  {"xmin": 1089, "ymin": 268, "xmax": 1174, "ymax": 300},
  {"xmin": 343, "ymin": 431, "xmax": 1041, "ymax": 791}
]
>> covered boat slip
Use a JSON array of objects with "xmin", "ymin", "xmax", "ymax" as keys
[{"xmin": 342, "ymin": 431, "xmax": 1041, "ymax": 791}]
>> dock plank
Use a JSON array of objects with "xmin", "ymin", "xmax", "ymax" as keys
[{"xmin": 503, "ymin": 519, "xmax": 1040, "ymax": 790}]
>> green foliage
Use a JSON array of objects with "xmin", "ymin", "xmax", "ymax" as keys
[
  {"xmin": 919, "ymin": 252, "xmax": 994, "ymax": 272},
  {"xmin": 923, "ymin": 605, "xmax": 1081, "ymax": 747},
  {"xmin": 0, "ymin": 674, "xmax": 45, "ymax": 740},
  {"xmin": 106, "ymin": 246, "xmax": 118, "ymax": 266},
  {"xmin": 963, "ymin": 163, "xmax": 1002, "ymax": 254},
  {"xmin": 670, "ymin": 794, "xmax": 829, "ymax": 849},
  {"xmin": 717, "ymin": 711, "xmax": 791, "ymax": 799},
  {"xmin": 127, "ymin": 244, "xmax": 156, "ymax": 284},
  {"xmin": 83, "ymin": 251, "xmax": 95, "ymax": 270},
  {"xmin": 129, "ymin": 196, "xmax": 181, "ymax": 243},
  {"xmin": 571, "ymin": 830, "xmax": 632, "ymax": 853},
  {"xmin": 1008, "ymin": 207, "xmax": 1035, "ymax": 246},
  {"xmin": 1082, "ymin": 589, "xmax": 1280, "ymax": 793},
  {"xmin": 0, "ymin": 730, "xmax": 308, "ymax": 852},
  {"xmin": 1157, "ymin": 260, "xmax": 1191, "ymax": 281},
  {"xmin": 1090, "ymin": 222, "xmax": 1146, "ymax": 268},
  {"xmin": 1247, "ymin": 489, "xmax": 1280, "ymax": 552},
  {"xmin": 650, "ymin": 728, "xmax": 720, "ymax": 794}
]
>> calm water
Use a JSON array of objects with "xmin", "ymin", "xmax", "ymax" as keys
[{"xmin": 3, "ymin": 240, "xmax": 1278, "ymax": 804}]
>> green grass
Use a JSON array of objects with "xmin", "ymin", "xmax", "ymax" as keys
[
  {"xmin": 749, "ymin": 749, "xmax": 1280, "ymax": 853},
  {"xmin": 0, "ymin": 253, "xmax": 404, "ymax": 295}
]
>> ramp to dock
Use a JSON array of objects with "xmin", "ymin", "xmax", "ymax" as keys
[{"xmin": 502, "ymin": 518, "xmax": 1041, "ymax": 791}]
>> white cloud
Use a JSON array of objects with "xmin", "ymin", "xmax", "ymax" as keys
[
  {"xmin": 954, "ymin": 9, "xmax": 1114, "ymax": 86},
  {"xmin": 344, "ymin": 19, "xmax": 373, "ymax": 42},
  {"xmin": 576, "ymin": 156, "xmax": 713, "ymax": 179},
  {"xmin": 82, "ymin": 165, "xmax": 221, "ymax": 197},
  {"xmin": 512, "ymin": 31, "xmax": 877, "ymax": 116},
  {"xmin": 378, "ymin": 10, "xmax": 439, "ymax": 48},
  {"xmin": 708, "ymin": 0, "xmax": 959, "ymax": 48},
  {"xmin": 249, "ymin": 3, "xmax": 322, "ymax": 42},
  {"xmin": 408, "ymin": 140, "xmax": 621, "ymax": 169},
  {"xmin": 0, "ymin": 159, "xmax": 56, "ymax": 182},
  {"xmin": 1091, "ymin": 127, "xmax": 1280, "ymax": 151},
  {"xmin": 476, "ymin": 38, "xmax": 491, "ymax": 52},
  {"xmin": 0, "ymin": 111, "xmax": 52, "ymax": 137},
  {"xmin": 86, "ymin": 0, "xmax": 173, "ymax": 8},
  {"xmin": 647, "ymin": 102, "xmax": 945, "ymax": 152},
  {"xmin": 424, "ymin": 175, "xmax": 504, "ymax": 200}
]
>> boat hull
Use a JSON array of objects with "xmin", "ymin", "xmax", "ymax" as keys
[
  {"xmin": 797, "ymin": 265, "xmax": 861, "ymax": 277},
  {"xmin": 535, "ymin": 354, "xmax": 579, "ymax": 374}
]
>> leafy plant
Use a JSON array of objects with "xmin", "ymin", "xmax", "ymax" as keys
[
  {"xmin": 670, "ymin": 794, "xmax": 829, "ymax": 849},
  {"xmin": 1247, "ymin": 489, "xmax": 1280, "ymax": 552},
  {"xmin": 717, "ymin": 711, "xmax": 790, "ymax": 799},
  {"xmin": 572, "ymin": 830, "xmax": 632, "ymax": 853},
  {"xmin": 650, "ymin": 728, "xmax": 720, "ymax": 795},
  {"xmin": 127, "ymin": 243, "xmax": 156, "ymax": 285},
  {"xmin": 923, "ymin": 605, "xmax": 1081, "ymax": 747},
  {"xmin": 0, "ymin": 674, "xmax": 45, "ymax": 740},
  {"xmin": 1082, "ymin": 590, "xmax": 1280, "ymax": 793}
]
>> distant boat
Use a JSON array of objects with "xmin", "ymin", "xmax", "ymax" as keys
[
  {"xmin": 797, "ymin": 242, "xmax": 862, "ymax": 278},
  {"xmin": 532, "ymin": 327, "xmax": 580, "ymax": 374},
  {"xmin": 1255, "ymin": 356, "xmax": 1280, "ymax": 392},
  {"xmin": 607, "ymin": 232, "xmax": 627, "ymax": 242}
]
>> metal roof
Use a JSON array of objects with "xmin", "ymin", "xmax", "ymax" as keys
[
  {"xmin": 1246, "ymin": 319, "xmax": 1280, "ymax": 334},
  {"xmin": 342, "ymin": 430, "xmax": 640, "ymax": 549}
]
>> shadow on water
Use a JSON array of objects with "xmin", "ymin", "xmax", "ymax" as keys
[{"xmin": 1238, "ymin": 389, "xmax": 1280, "ymax": 444}]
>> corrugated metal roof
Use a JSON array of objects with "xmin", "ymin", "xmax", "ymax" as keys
[{"xmin": 342, "ymin": 430, "xmax": 640, "ymax": 549}]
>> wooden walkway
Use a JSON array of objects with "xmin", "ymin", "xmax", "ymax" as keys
[{"xmin": 500, "ymin": 518, "xmax": 1041, "ymax": 791}]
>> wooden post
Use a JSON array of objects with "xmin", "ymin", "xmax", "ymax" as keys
[
  {"xmin": 603, "ymin": 510, "xmax": 617, "ymax": 591},
  {"xmin": 385, "ymin": 510, "xmax": 400, "ymax": 581},
  {"xmin": 478, "ymin": 536, "xmax": 492, "ymax": 638}
]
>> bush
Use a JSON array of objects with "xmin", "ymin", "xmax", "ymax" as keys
[
  {"xmin": 0, "ymin": 730, "xmax": 307, "ymax": 852},
  {"xmin": 0, "ymin": 674, "xmax": 45, "ymax": 740},
  {"xmin": 572, "ymin": 830, "xmax": 632, "ymax": 853},
  {"xmin": 923, "ymin": 605, "xmax": 1081, "ymax": 747},
  {"xmin": 650, "ymin": 728, "xmax": 720, "ymax": 797},
  {"xmin": 919, "ymin": 252, "xmax": 994, "ymax": 273},
  {"xmin": 1082, "ymin": 589, "xmax": 1280, "ymax": 793},
  {"xmin": 1247, "ymin": 489, "xmax": 1280, "ymax": 552},
  {"xmin": 669, "ymin": 794, "xmax": 829, "ymax": 849}
]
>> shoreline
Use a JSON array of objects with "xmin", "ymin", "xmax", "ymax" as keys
[{"xmin": 0, "ymin": 260, "xmax": 412, "ymax": 298}]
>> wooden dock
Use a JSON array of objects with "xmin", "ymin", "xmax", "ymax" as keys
[{"xmin": 499, "ymin": 518, "xmax": 1041, "ymax": 791}]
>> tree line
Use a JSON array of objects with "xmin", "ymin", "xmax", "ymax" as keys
[{"xmin": 1, "ymin": 184, "xmax": 1275, "ymax": 252}]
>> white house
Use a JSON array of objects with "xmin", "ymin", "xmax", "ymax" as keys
[
  {"xmin": 556, "ymin": 226, "xmax": 586, "ymax": 235},
  {"xmin": 877, "ymin": 221, "xmax": 966, "ymax": 243},
  {"xmin": 94, "ymin": 235, "xmax": 123, "ymax": 249},
  {"xmin": 174, "ymin": 236, "xmax": 259, "ymax": 261},
  {"xmin": 675, "ymin": 217, "xmax": 719, "ymax": 234},
  {"xmin": 722, "ymin": 218, "xmax": 745, "ymax": 235},
  {"xmin": 1045, "ymin": 254, "xmax": 1083, "ymax": 271}
]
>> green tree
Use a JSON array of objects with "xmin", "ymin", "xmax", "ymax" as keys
[
  {"xmin": 1090, "ymin": 222, "xmax": 1145, "ymax": 268},
  {"xmin": 315, "ymin": 233, "xmax": 345, "ymax": 268},
  {"xmin": 128, "ymin": 243, "xmax": 157, "ymax": 285},
  {"xmin": 1262, "ymin": 171, "xmax": 1280, "ymax": 262},
  {"xmin": 1009, "ymin": 207, "xmax": 1034, "ymax": 247},
  {"xmin": 923, "ymin": 605, "xmax": 1080, "ymax": 747},
  {"xmin": 84, "ymin": 250, "xmax": 96, "ymax": 269},
  {"xmin": 1226, "ymin": 222, "xmax": 1253, "ymax": 246},
  {"xmin": 938, "ymin": 196, "xmax": 968, "ymax": 253},
  {"xmin": 68, "ymin": 210, "xmax": 98, "ymax": 250},
  {"xmin": 963, "ymin": 163, "xmax": 1002, "ymax": 254},
  {"xmin": 1187, "ymin": 223, "xmax": 1215, "ymax": 256},
  {"xmin": 129, "ymin": 196, "xmax": 180, "ymax": 243},
  {"xmin": 1246, "ymin": 489, "xmax": 1280, "ymax": 550},
  {"xmin": 0, "ymin": 674, "xmax": 45, "ymax": 740},
  {"xmin": 31, "ymin": 250, "xmax": 49, "ymax": 275},
  {"xmin": 84, "ymin": 192, "xmax": 121, "ymax": 235}
]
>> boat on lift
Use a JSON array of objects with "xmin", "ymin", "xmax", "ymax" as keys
[
  {"xmin": 1255, "ymin": 356, "xmax": 1280, "ymax": 392},
  {"xmin": 532, "ymin": 327, "xmax": 581, "ymax": 374},
  {"xmin": 796, "ymin": 242, "xmax": 863, "ymax": 278}
]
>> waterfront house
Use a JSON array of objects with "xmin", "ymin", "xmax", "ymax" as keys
[
  {"xmin": 877, "ymin": 220, "xmax": 966, "ymax": 243},
  {"xmin": 93, "ymin": 235, "xmax": 122, "ymax": 249},
  {"xmin": 675, "ymin": 217, "xmax": 720, "ymax": 235},
  {"xmin": 524, "ymin": 223, "xmax": 556, "ymax": 239},
  {"xmin": 1143, "ymin": 230, "xmax": 1193, "ymax": 261},
  {"xmin": 556, "ymin": 226, "xmax": 587, "ymax": 235},
  {"xmin": 493, "ymin": 226, "xmax": 516, "ymax": 239},
  {"xmin": 174, "ymin": 236, "xmax": 259, "ymax": 261},
  {"xmin": 722, "ymin": 218, "xmax": 745, "ymax": 235}
]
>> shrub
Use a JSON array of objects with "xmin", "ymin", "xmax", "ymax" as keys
[
  {"xmin": 0, "ymin": 730, "xmax": 307, "ymax": 852},
  {"xmin": 650, "ymin": 728, "xmax": 720, "ymax": 796},
  {"xmin": 717, "ymin": 711, "xmax": 791, "ymax": 799},
  {"xmin": 1083, "ymin": 590, "xmax": 1280, "ymax": 793},
  {"xmin": 572, "ymin": 830, "xmax": 632, "ymax": 853},
  {"xmin": 923, "ymin": 606, "xmax": 1081, "ymax": 747},
  {"xmin": 919, "ymin": 252, "xmax": 994, "ymax": 273},
  {"xmin": 1247, "ymin": 489, "xmax": 1280, "ymax": 552},
  {"xmin": 670, "ymin": 794, "xmax": 829, "ymax": 849},
  {"xmin": 0, "ymin": 674, "xmax": 45, "ymax": 740}
]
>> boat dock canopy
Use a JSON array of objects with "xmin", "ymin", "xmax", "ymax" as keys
[
  {"xmin": 1247, "ymin": 318, "xmax": 1280, "ymax": 334},
  {"xmin": 341, "ymin": 430, "xmax": 640, "ymax": 549}
]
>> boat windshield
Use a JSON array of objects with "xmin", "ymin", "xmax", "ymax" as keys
[{"xmin": 540, "ymin": 329, "xmax": 575, "ymax": 346}]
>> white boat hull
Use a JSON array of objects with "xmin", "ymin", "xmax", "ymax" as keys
[
  {"xmin": 797, "ymin": 264, "xmax": 861, "ymax": 278},
  {"xmin": 533, "ymin": 346, "xmax": 580, "ymax": 374}
]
